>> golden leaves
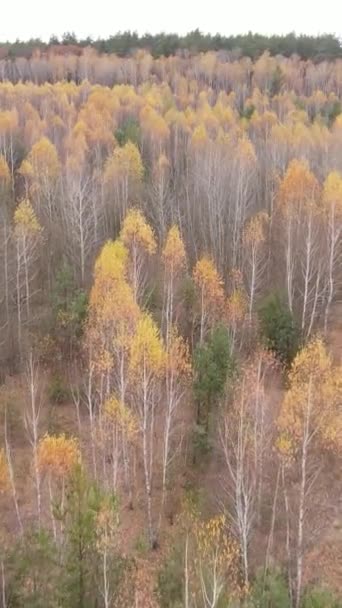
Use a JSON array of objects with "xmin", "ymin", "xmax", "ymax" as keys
[
  {"xmin": 120, "ymin": 208, "xmax": 157, "ymax": 255},
  {"xmin": 278, "ymin": 338, "xmax": 342, "ymax": 453},
  {"xmin": 194, "ymin": 514, "xmax": 240, "ymax": 594},
  {"xmin": 162, "ymin": 225, "xmax": 186, "ymax": 274},
  {"xmin": 193, "ymin": 256, "xmax": 225, "ymax": 309},
  {"xmin": 94, "ymin": 240, "xmax": 128, "ymax": 282},
  {"xmin": 243, "ymin": 211, "xmax": 269, "ymax": 246},
  {"xmin": 27, "ymin": 136, "xmax": 60, "ymax": 180},
  {"xmin": 104, "ymin": 397, "xmax": 137, "ymax": 439},
  {"xmin": 323, "ymin": 171, "xmax": 342, "ymax": 216},
  {"xmin": 104, "ymin": 141, "xmax": 143, "ymax": 183},
  {"xmin": 129, "ymin": 313, "xmax": 165, "ymax": 375},
  {"xmin": 14, "ymin": 200, "xmax": 42, "ymax": 237},
  {"xmin": 277, "ymin": 159, "xmax": 320, "ymax": 214},
  {"xmin": 38, "ymin": 433, "xmax": 80, "ymax": 478}
]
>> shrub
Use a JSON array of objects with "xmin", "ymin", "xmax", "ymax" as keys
[{"xmin": 48, "ymin": 374, "xmax": 70, "ymax": 404}]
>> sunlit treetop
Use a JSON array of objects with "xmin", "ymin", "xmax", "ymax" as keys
[
  {"xmin": 27, "ymin": 136, "xmax": 60, "ymax": 180},
  {"xmin": 277, "ymin": 158, "xmax": 320, "ymax": 212},
  {"xmin": 120, "ymin": 208, "xmax": 157, "ymax": 255},
  {"xmin": 193, "ymin": 256, "xmax": 225, "ymax": 306},
  {"xmin": 129, "ymin": 312, "xmax": 165, "ymax": 375},
  {"xmin": 104, "ymin": 140, "xmax": 144, "ymax": 183},
  {"xmin": 94, "ymin": 240, "xmax": 128, "ymax": 282},
  {"xmin": 162, "ymin": 225, "xmax": 186, "ymax": 274},
  {"xmin": 13, "ymin": 200, "xmax": 42, "ymax": 237},
  {"xmin": 37, "ymin": 433, "xmax": 80, "ymax": 478}
]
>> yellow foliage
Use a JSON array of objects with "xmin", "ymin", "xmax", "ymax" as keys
[
  {"xmin": 0, "ymin": 155, "xmax": 10, "ymax": 182},
  {"xmin": 130, "ymin": 313, "xmax": 165, "ymax": 374},
  {"xmin": 243, "ymin": 211, "xmax": 269, "ymax": 246},
  {"xmin": 0, "ymin": 449, "xmax": 10, "ymax": 494},
  {"xmin": 18, "ymin": 159, "xmax": 33, "ymax": 178},
  {"xmin": 104, "ymin": 140, "xmax": 144, "ymax": 183},
  {"xmin": 191, "ymin": 124, "xmax": 208, "ymax": 147},
  {"xmin": 38, "ymin": 433, "xmax": 80, "ymax": 477},
  {"xmin": 278, "ymin": 159, "xmax": 320, "ymax": 214},
  {"xmin": 323, "ymin": 171, "xmax": 342, "ymax": 216},
  {"xmin": 14, "ymin": 200, "xmax": 42, "ymax": 237},
  {"xmin": 194, "ymin": 514, "xmax": 240, "ymax": 589},
  {"xmin": 226, "ymin": 288, "xmax": 248, "ymax": 324},
  {"xmin": 167, "ymin": 329, "xmax": 192, "ymax": 377},
  {"xmin": 120, "ymin": 208, "xmax": 157, "ymax": 255},
  {"xmin": 278, "ymin": 338, "xmax": 342, "ymax": 453},
  {"xmin": 193, "ymin": 256, "xmax": 225, "ymax": 307},
  {"xmin": 94, "ymin": 240, "xmax": 128, "ymax": 282},
  {"xmin": 28, "ymin": 136, "xmax": 60, "ymax": 179},
  {"xmin": 162, "ymin": 225, "xmax": 186, "ymax": 273},
  {"xmin": 104, "ymin": 396, "xmax": 137, "ymax": 438}
]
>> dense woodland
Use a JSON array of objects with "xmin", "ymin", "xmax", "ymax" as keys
[
  {"xmin": 0, "ymin": 46, "xmax": 341, "ymax": 607},
  {"xmin": 1, "ymin": 31, "xmax": 342, "ymax": 61}
]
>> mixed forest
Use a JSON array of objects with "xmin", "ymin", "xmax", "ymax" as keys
[{"xmin": 0, "ymin": 42, "xmax": 341, "ymax": 607}]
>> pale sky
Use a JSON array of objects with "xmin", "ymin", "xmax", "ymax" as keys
[{"xmin": 2, "ymin": 0, "xmax": 342, "ymax": 42}]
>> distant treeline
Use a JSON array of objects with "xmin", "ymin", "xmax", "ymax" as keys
[{"xmin": 1, "ymin": 30, "xmax": 342, "ymax": 60}]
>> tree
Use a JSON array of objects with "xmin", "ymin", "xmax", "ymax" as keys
[
  {"xmin": 193, "ymin": 257, "xmax": 225, "ymax": 343},
  {"xmin": 38, "ymin": 433, "xmax": 80, "ymax": 541},
  {"xmin": 243, "ymin": 211, "xmax": 269, "ymax": 322},
  {"xmin": 13, "ymin": 200, "xmax": 43, "ymax": 352},
  {"xmin": 276, "ymin": 159, "xmax": 321, "ymax": 324},
  {"xmin": 120, "ymin": 208, "xmax": 157, "ymax": 303},
  {"xmin": 258, "ymin": 291, "xmax": 299, "ymax": 365},
  {"xmin": 162, "ymin": 225, "xmax": 186, "ymax": 345},
  {"xmin": 220, "ymin": 351, "xmax": 275, "ymax": 586},
  {"xmin": 129, "ymin": 312, "xmax": 165, "ymax": 547},
  {"xmin": 277, "ymin": 338, "xmax": 342, "ymax": 608},
  {"xmin": 104, "ymin": 141, "xmax": 144, "ymax": 225},
  {"xmin": 322, "ymin": 171, "xmax": 342, "ymax": 333},
  {"xmin": 192, "ymin": 515, "xmax": 240, "ymax": 607},
  {"xmin": 193, "ymin": 325, "xmax": 234, "ymax": 434}
]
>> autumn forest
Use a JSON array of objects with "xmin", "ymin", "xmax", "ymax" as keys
[{"xmin": 0, "ymin": 42, "xmax": 341, "ymax": 607}]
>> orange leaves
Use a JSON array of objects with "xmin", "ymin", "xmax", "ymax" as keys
[
  {"xmin": 38, "ymin": 434, "xmax": 80, "ymax": 478},
  {"xmin": 277, "ymin": 159, "xmax": 320, "ymax": 214},
  {"xmin": 166, "ymin": 329, "xmax": 192, "ymax": 377},
  {"xmin": 162, "ymin": 225, "xmax": 186, "ymax": 274},
  {"xmin": 243, "ymin": 211, "xmax": 269, "ymax": 247},
  {"xmin": 193, "ymin": 256, "xmax": 225, "ymax": 310},
  {"xmin": 129, "ymin": 313, "xmax": 165, "ymax": 375},
  {"xmin": 120, "ymin": 208, "xmax": 157, "ymax": 255}
]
